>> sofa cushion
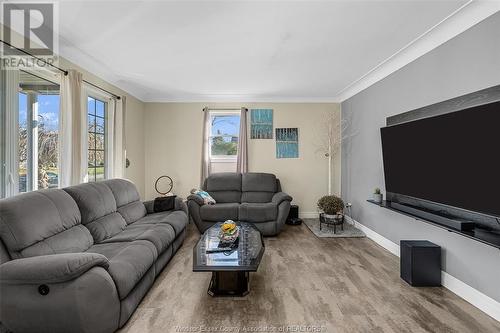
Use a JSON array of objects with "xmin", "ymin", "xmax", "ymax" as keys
[
  {"xmin": 64, "ymin": 183, "xmax": 117, "ymax": 224},
  {"xmin": 241, "ymin": 173, "xmax": 277, "ymax": 203},
  {"xmin": 204, "ymin": 173, "xmax": 241, "ymax": 203},
  {"xmin": 200, "ymin": 203, "xmax": 239, "ymax": 222},
  {"xmin": 84, "ymin": 212, "xmax": 130, "ymax": 243},
  {"xmin": 241, "ymin": 191, "xmax": 275, "ymax": 203},
  {"xmin": 209, "ymin": 191, "xmax": 241, "ymax": 204},
  {"xmin": 18, "ymin": 225, "xmax": 94, "ymax": 259},
  {"xmin": 102, "ymin": 179, "xmax": 140, "ymax": 207},
  {"xmin": 242, "ymin": 173, "xmax": 277, "ymax": 192},
  {"xmin": 64, "ymin": 183, "xmax": 126, "ymax": 242},
  {"xmin": 134, "ymin": 210, "xmax": 187, "ymax": 237},
  {"xmin": 102, "ymin": 179, "xmax": 147, "ymax": 224},
  {"xmin": 86, "ymin": 240, "xmax": 157, "ymax": 300},
  {"xmin": 102, "ymin": 223, "xmax": 176, "ymax": 254},
  {"xmin": 205, "ymin": 173, "xmax": 242, "ymax": 192},
  {"xmin": 0, "ymin": 190, "xmax": 93, "ymax": 259},
  {"xmin": 239, "ymin": 202, "xmax": 278, "ymax": 222},
  {"xmin": 117, "ymin": 202, "xmax": 147, "ymax": 225}
]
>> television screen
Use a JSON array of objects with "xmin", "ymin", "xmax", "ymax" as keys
[{"xmin": 380, "ymin": 100, "xmax": 500, "ymax": 217}]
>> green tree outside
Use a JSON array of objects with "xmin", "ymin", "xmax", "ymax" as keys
[{"xmin": 211, "ymin": 136, "xmax": 237, "ymax": 156}]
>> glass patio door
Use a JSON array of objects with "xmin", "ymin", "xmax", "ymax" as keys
[{"xmin": 18, "ymin": 71, "xmax": 60, "ymax": 192}]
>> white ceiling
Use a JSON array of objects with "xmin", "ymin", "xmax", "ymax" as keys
[{"xmin": 42, "ymin": 1, "xmax": 485, "ymax": 101}]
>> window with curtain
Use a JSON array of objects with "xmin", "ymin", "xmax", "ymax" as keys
[
  {"xmin": 1, "ymin": 65, "xmax": 122, "ymax": 196},
  {"xmin": 207, "ymin": 112, "xmax": 241, "ymax": 174},
  {"xmin": 209, "ymin": 113, "xmax": 240, "ymax": 159},
  {"xmin": 87, "ymin": 96, "xmax": 107, "ymax": 182},
  {"xmin": 18, "ymin": 71, "xmax": 60, "ymax": 192},
  {"xmin": 0, "ymin": 77, "xmax": 4, "ymax": 198}
]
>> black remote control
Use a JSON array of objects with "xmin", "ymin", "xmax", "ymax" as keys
[{"xmin": 206, "ymin": 247, "xmax": 233, "ymax": 253}]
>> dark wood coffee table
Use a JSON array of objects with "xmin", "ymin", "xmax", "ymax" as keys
[{"xmin": 193, "ymin": 222, "xmax": 264, "ymax": 297}]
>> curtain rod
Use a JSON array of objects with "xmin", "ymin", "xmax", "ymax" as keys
[
  {"xmin": 203, "ymin": 107, "xmax": 247, "ymax": 111},
  {"xmin": 1, "ymin": 39, "xmax": 121, "ymax": 100},
  {"xmin": 83, "ymin": 80, "xmax": 121, "ymax": 100}
]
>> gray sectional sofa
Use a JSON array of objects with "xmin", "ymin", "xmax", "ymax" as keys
[
  {"xmin": 0, "ymin": 179, "xmax": 188, "ymax": 333},
  {"xmin": 188, "ymin": 172, "xmax": 292, "ymax": 236}
]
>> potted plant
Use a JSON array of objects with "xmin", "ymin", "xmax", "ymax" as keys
[
  {"xmin": 373, "ymin": 188, "xmax": 383, "ymax": 204},
  {"xmin": 317, "ymin": 195, "xmax": 345, "ymax": 232},
  {"xmin": 318, "ymin": 195, "xmax": 344, "ymax": 215}
]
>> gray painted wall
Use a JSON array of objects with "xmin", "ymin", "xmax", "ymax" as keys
[{"xmin": 341, "ymin": 12, "xmax": 500, "ymax": 302}]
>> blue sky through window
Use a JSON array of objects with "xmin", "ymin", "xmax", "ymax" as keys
[
  {"xmin": 19, "ymin": 93, "xmax": 27, "ymax": 127},
  {"xmin": 211, "ymin": 115, "xmax": 240, "ymax": 136},
  {"xmin": 18, "ymin": 94, "xmax": 59, "ymax": 131},
  {"xmin": 38, "ymin": 95, "xmax": 59, "ymax": 130}
]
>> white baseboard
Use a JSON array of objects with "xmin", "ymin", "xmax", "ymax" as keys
[
  {"xmin": 344, "ymin": 216, "xmax": 500, "ymax": 322},
  {"xmin": 441, "ymin": 271, "xmax": 500, "ymax": 322},
  {"xmin": 299, "ymin": 211, "xmax": 319, "ymax": 219},
  {"xmin": 346, "ymin": 216, "xmax": 400, "ymax": 257}
]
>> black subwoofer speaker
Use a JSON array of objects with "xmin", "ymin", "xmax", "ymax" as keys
[
  {"xmin": 400, "ymin": 240, "xmax": 441, "ymax": 287},
  {"xmin": 286, "ymin": 205, "xmax": 302, "ymax": 225},
  {"xmin": 288, "ymin": 205, "xmax": 298, "ymax": 219}
]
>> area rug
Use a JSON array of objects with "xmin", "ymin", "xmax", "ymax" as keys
[{"xmin": 303, "ymin": 218, "xmax": 366, "ymax": 238}]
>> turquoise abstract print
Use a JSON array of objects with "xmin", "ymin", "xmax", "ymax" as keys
[
  {"xmin": 276, "ymin": 128, "xmax": 299, "ymax": 158},
  {"xmin": 250, "ymin": 109, "xmax": 273, "ymax": 139}
]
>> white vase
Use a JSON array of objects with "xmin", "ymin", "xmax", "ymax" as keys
[{"xmin": 373, "ymin": 193, "xmax": 383, "ymax": 204}]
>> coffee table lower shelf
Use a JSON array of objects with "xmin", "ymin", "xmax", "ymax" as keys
[
  {"xmin": 193, "ymin": 222, "xmax": 265, "ymax": 297},
  {"xmin": 208, "ymin": 271, "xmax": 250, "ymax": 297}
]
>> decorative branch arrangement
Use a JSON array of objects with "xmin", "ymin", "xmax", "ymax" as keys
[{"xmin": 314, "ymin": 109, "xmax": 353, "ymax": 195}]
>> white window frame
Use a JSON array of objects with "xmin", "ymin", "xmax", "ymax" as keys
[
  {"xmin": 0, "ymin": 66, "xmax": 19, "ymax": 198},
  {"xmin": 20, "ymin": 70, "xmax": 60, "ymax": 192},
  {"xmin": 208, "ymin": 111, "xmax": 240, "ymax": 162},
  {"xmin": 1, "ymin": 66, "xmax": 60, "ymax": 197},
  {"xmin": 83, "ymin": 85, "xmax": 113, "ymax": 182}
]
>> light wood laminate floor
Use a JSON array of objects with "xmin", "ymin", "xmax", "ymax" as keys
[{"xmin": 118, "ymin": 223, "xmax": 500, "ymax": 333}]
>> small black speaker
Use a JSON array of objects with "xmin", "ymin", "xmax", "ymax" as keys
[
  {"xmin": 400, "ymin": 240, "xmax": 441, "ymax": 287},
  {"xmin": 288, "ymin": 205, "xmax": 299, "ymax": 219},
  {"xmin": 286, "ymin": 205, "xmax": 302, "ymax": 225}
]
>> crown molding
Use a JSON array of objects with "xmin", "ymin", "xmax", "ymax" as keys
[
  {"xmin": 55, "ymin": 1, "xmax": 499, "ymax": 104},
  {"xmin": 143, "ymin": 95, "xmax": 341, "ymax": 103},
  {"xmin": 337, "ymin": 1, "xmax": 500, "ymax": 102}
]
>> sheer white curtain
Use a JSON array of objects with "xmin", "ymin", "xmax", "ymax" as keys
[
  {"xmin": 236, "ymin": 107, "xmax": 248, "ymax": 173},
  {"xmin": 108, "ymin": 96, "xmax": 126, "ymax": 179},
  {"xmin": 0, "ymin": 67, "xmax": 20, "ymax": 197},
  {"xmin": 59, "ymin": 69, "xmax": 85, "ymax": 187},
  {"xmin": 200, "ymin": 107, "xmax": 211, "ymax": 187}
]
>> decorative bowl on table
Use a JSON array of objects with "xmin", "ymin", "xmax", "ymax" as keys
[{"xmin": 218, "ymin": 220, "xmax": 239, "ymax": 243}]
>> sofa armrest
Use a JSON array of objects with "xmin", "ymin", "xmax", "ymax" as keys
[
  {"xmin": 176, "ymin": 197, "xmax": 188, "ymax": 215},
  {"xmin": 143, "ymin": 200, "xmax": 154, "ymax": 213},
  {"xmin": 144, "ymin": 196, "xmax": 186, "ymax": 214},
  {"xmin": 0, "ymin": 255, "xmax": 120, "ymax": 333},
  {"xmin": 187, "ymin": 194, "xmax": 205, "ymax": 206},
  {"xmin": 0, "ymin": 253, "xmax": 109, "ymax": 284},
  {"xmin": 272, "ymin": 192, "xmax": 293, "ymax": 205}
]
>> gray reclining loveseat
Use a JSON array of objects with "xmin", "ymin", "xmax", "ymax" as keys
[
  {"xmin": 0, "ymin": 179, "xmax": 188, "ymax": 333},
  {"xmin": 188, "ymin": 172, "xmax": 292, "ymax": 236}
]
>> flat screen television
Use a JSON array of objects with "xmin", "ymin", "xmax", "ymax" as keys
[{"xmin": 380, "ymin": 100, "xmax": 500, "ymax": 218}]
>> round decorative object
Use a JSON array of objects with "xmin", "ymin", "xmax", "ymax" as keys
[{"xmin": 155, "ymin": 175, "xmax": 173, "ymax": 195}]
